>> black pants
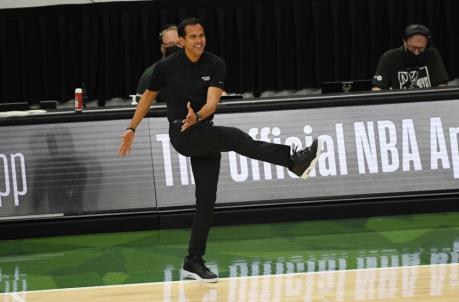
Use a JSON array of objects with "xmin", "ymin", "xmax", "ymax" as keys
[{"xmin": 169, "ymin": 120, "xmax": 292, "ymax": 257}]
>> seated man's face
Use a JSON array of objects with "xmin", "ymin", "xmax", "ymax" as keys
[
  {"xmin": 161, "ymin": 30, "xmax": 181, "ymax": 56},
  {"xmin": 404, "ymin": 34, "xmax": 428, "ymax": 55}
]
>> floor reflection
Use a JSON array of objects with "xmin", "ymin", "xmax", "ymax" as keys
[
  {"xmin": 163, "ymin": 264, "xmax": 459, "ymax": 302},
  {"xmin": 2, "ymin": 264, "xmax": 457, "ymax": 302},
  {"xmin": 160, "ymin": 239, "xmax": 459, "ymax": 281},
  {"xmin": 0, "ymin": 266, "xmax": 27, "ymax": 301}
]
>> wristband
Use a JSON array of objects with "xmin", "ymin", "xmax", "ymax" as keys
[{"xmin": 126, "ymin": 127, "xmax": 136, "ymax": 133}]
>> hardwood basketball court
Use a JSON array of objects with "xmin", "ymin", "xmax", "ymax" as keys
[{"xmin": 2, "ymin": 263, "xmax": 457, "ymax": 302}]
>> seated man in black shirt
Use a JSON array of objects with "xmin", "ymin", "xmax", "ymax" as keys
[
  {"xmin": 372, "ymin": 24, "xmax": 449, "ymax": 90},
  {"xmin": 119, "ymin": 17, "xmax": 322, "ymax": 283},
  {"xmin": 135, "ymin": 25, "xmax": 182, "ymax": 101}
]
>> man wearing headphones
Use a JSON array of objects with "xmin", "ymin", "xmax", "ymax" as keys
[{"xmin": 372, "ymin": 24, "xmax": 449, "ymax": 90}]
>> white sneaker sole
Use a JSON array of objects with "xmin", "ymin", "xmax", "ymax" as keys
[
  {"xmin": 301, "ymin": 138, "xmax": 323, "ymax": 180},
  {"xmin": 182, "ymin": 269, "xmax": 219, "ymax": 283}
]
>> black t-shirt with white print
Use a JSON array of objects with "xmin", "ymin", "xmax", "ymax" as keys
[
  {"xmin": 372, "ymin": 46, "xmax": 449, "ymax": 90},
  {"xmin": 148, "ymin": 49, "xmax": 226, "ymax": 123}
]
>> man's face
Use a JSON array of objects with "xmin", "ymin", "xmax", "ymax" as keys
[
  {"xmin": 181, "ymin": 24, "xmax": 206, "ymax": 58},
  {"xmin": 160, "ymin": 29, "xmax": 180, "ymax": 57},
  {"xmin": 404, "ymin": 34, "xmax": 428, "ymax": 55}
]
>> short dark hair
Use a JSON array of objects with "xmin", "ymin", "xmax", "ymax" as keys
[
  {"xmin": 177, "ymin": 17, "xmax": 205, "ymax": 38},
  {"xmin": 159, "ymin": 24, "xmax": 178, "ymax": 44}
]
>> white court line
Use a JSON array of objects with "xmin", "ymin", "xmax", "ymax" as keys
[{"xmin": 1, "ymin": 262, "xmax": 456, "ymax": 295}]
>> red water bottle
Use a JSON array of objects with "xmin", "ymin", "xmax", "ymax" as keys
[{"xmin": 75, "ymin": 88, "xmax": 83, "ymax": 112}]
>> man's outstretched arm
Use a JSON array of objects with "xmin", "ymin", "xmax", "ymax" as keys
[{"xmin": 118, "ymin": 89, "xmax": 157, "ymax": 156}]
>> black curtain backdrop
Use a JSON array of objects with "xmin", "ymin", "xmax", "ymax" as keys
[{"xmin": 0, "ymin": 0, "xmax": 458, "ymax": 103}]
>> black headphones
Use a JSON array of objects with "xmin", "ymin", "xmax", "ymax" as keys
[{"xmin": 404, "ymin": 24, "xmax": 433, "ymax": 48}]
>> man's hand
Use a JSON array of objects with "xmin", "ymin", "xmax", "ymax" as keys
[
  {"xmin": 118, "ymin": 89, "xmax": 157, "ymax": 157},
  {"xmin": 181, "ymin": 102, "xmax": 198, "ymax": 132},
  {"xmin": 118, "ymin": 129, "xmax": 135, "ymax": 156}
]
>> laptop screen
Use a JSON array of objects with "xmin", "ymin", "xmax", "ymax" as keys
[{"xmin": 321, "ymin": 79, "xmax": 373, "ymax": 94}]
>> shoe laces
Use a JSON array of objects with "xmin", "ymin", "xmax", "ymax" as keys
[
  {"xmin": 194, "ymin": 257, "xmax": 213, "ymax": 273},
  {"xmin": 291, "ymin": 145, "xmax": 311, "ymax": 161}
]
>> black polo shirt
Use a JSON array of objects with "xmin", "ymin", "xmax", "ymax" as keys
[{"xmin": 148, "ymin": 49, "xmax": 226, "ymax": 122}]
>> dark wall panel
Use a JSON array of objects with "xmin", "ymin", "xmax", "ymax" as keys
[{"xmin": 0, "ymin": 0, "xmax": 458, "ymax": 102}]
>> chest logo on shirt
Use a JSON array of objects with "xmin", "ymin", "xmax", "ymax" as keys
[
  {"xmin": 201, "ymin": 76, "xmax": 210, "ymax": 81},
  {"xmin": 397, "ymin": 66, "xmax": 431, "ymax": 89}
]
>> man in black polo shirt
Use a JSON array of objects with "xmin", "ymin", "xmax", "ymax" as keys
[
  {"xmin": 372, "ymin": 24, "xmax": 449, "ymax": 90},
  {"xmin": 119, "ymin": 17, "xmax": 322, "ymax": 283}
]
